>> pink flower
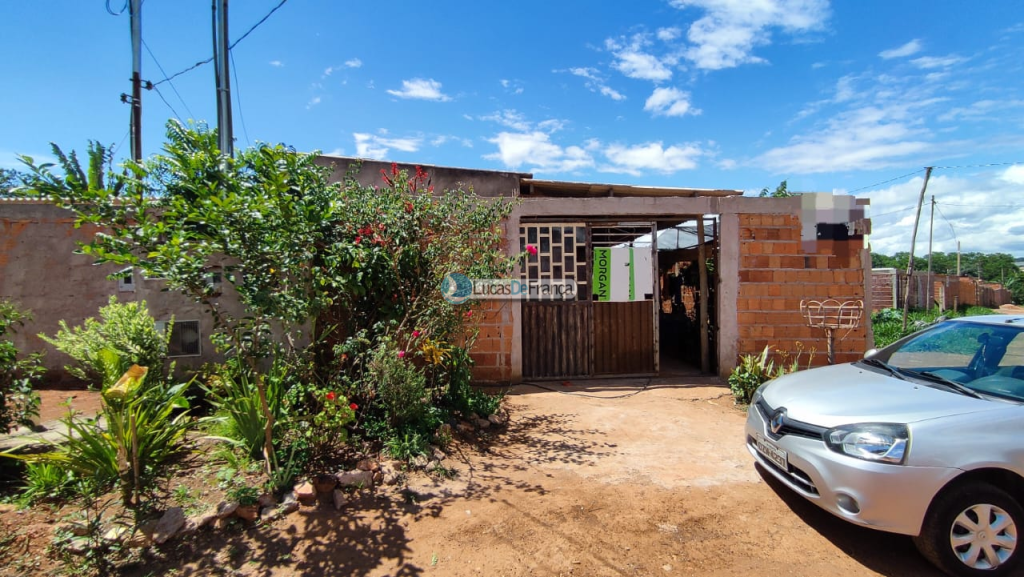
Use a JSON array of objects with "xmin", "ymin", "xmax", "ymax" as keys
[
  {"xmin": 397, "ymin": 350, "xmax": 406, "ymax": 359},
  {"xmin": 412, "ymin": 330, "xmax": 421, "ymax": 338},
  {"xmin": 326, "ymin": 391, "xmax": 336, "ymax": 401},
  {"xmin": 465, "ymin": 310, "xmax": 473, "ymax": 318},
  {"xmin": 526, "ymin": 244, "xmax": 538, "ymax": 256}
]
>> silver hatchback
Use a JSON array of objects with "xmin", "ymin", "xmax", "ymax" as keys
[{"xmin": 746, "ymin": 315, "xmax": 1024, "ymax": 577}]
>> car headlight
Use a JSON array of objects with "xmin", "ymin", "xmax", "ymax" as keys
[{"xmin": 824, "ymin": 423, "xmax": 910, "ymax": 465}]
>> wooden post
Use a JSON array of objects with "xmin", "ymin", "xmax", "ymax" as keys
[{"xmin": 697, "ymin": 216, "xmax": 710, "ymax": 374}]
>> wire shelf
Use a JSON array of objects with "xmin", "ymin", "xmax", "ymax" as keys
[{"xmin": 800, "ymin": 299, "xmax": 864, "ymax": 330}]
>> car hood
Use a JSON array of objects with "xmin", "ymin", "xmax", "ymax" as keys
[{"xmin": 761, "ymin": 363, "xmax": 1007, "ymax": 428}]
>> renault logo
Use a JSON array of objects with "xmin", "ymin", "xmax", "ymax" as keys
[{"xmin": 770, "ymin": 408, "xmax": 787, "ymax": 434}]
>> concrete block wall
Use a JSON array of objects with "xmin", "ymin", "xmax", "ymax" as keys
[{"xmin": 736, "ymin": 213, "xmax": 870, "ymax": 367}]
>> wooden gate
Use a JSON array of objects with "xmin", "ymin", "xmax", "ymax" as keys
[{"xmin": 520, "ymin": 222, "xmax": 657, "ymax": 379}]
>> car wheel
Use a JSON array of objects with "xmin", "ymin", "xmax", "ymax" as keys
[{"xmin": 914, "ymin": 482, "xmax": 1023, "ymax": 577}]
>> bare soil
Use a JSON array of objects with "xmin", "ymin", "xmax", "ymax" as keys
[{"xmin": 2, "ymin": 379, "xmax": 945, "ymax": 577}]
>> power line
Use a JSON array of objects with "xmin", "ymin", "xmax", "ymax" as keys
[
  {"xmin": 151, "ymin": 0, "xmax": 289, "ymax": 87},
  {"xmin": 143, "ymin": 39, "xmax": 195, "ymax": 120},
  {"xmin": 934, "ymin": 203, "xmax": 958, "ymax": 244},
  {"xmin": 937, "ymin": 202, "xmax": 1023, "ymax": 208},
  {"xmin": 932, "ymin": 161, "xmax": 1022, "ymax": 169},
  {"xmin": 870, "ymin": 205, "xmax": 918, "ymax": 218},
  {"xmin": 151, "ymin": 83, "xmax": 183, "ymax": 123},
  {"xmin": 848, "ymin": 168, "xmax": 926, "ymax": 193},
  {"xmin": 230, "ymin": 49, "xmax": 251, "ymax": 147}
]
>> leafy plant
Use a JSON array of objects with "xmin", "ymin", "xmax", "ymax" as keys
[
  {"xmin": 202, "ymin": 366, "xmax": 285, "ymax": 460},
  {"xmin": 226, "ymin": 485, "xmax": 259, "ymax": 506},
  {"xmin": 17, "ymin": 461, "xmax": 75, "ymax": 505},
  {"xmin": 0, "ymin": 299, "xmax": 43, "ymax": 432},
  {"xmin": 728, "ymin": 344, "xmax": 813, "ymax": 405},
  {"xmin": 384, "ymin": 431, "xmax": 429, "ymax": 461},
  {"xmin": 39, "ymin": 296, "xmax": 171, "ymax": 387}
]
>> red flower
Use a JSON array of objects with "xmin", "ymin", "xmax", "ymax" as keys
[
  {"xmin": 397, "ymin": 350, "xmax": 406, "ymax": 359},
  {"xmin": 465, "ymin": 310, "xmax": 473, "ymax": 318},
  {"xmin": 354, "ymin": 236, "xmax": 362, "ymax": 244},
  {"xmin": 428, "ymin": 185, "xmax": 434, "ymax": 193},
  {"xmin": 415, "ymin": 166, "xmax": 428, "ymax": 180},
  {"xmin": 350, "ymin": 403, "xmax": 359, "ymax": 411},
  {"xmin": 377, "ymin": 223, "xmax": 385, "ymax": 231},
  {"xmin": 526, "ymin": 244, "xmax": 538, "ymax": 256},
  {"xmin": 326, "ymin": 391, "xmax": 336, "ymax": 401},
  {"xmin": 405, "ymin": 201, "xmax": 414, "ymax": 214},
  {"xmin": 380, "ymin": 169, "xmax": 393, "ymax": 186},
  {"xmin": 391, "ymin": 162, "xmax": 399, "ymax": 176},
  {"xmin": 412, "ymin": 330, "xmax": 421, "ymax": 338}
]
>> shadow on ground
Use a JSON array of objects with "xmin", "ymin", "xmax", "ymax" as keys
[{"xmin": 756, "ymin": 464, "xmax": 945, "ymax": 577}]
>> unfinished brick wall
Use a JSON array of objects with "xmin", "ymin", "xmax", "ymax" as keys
[
  {"xmin": 467, "ymin": 300, "xmax": 514, "ymax": 382},
  {"xmin": 871, "ymin": 269, "xmax": 1012, "ymax": 311},
  {"xmin": 736, "ymin": 213, "xmax": 870, "ymax": 367}
]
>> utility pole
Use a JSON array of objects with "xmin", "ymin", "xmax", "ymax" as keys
[
  {"xmin": 129, "ymin": 0, "xmax": 143, "ymax": 162},
  {"xmin": 902, "ymin": 166, "xmax": 933, "ymax": 331},
  {"xmin": 212, "ymin": 0, "xmax": 234, "ymax": 156},
  {"xmin": 957, "ymin": 241, "xmax": 961, "ymax": 276},
  {"xmin": 927, "ymin": 195, "xmax": 935, "ymax": 310}
]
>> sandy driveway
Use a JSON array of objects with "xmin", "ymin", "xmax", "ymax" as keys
[{"xmin": 137, "ymin": 378, "xmax": 945, "ymax": 577}]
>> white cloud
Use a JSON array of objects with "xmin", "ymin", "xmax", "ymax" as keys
[
  {"xmin": 644, "ymin": 87, "xmax": 700, "ymax": 117},
  {"xmin": 353, "ymin": 132, "xmax": 423, "ymax": 159},
  {"xmin": 323, "ymin": 66, "xmax": 336, "ymax": 77},
  {"xmin": 600, "ymin": 142, "xmax": 704, "ymax": 175},
  {"xmin": 386, "ymin": 78, "xmax": 452, "ymax": 102},
  {"xmin": 669, "ymin": 0, "xmax": 830, "ymax": 70},
  {"xmin": 865, "ymin": 171, "xmax": 1024, "ymax": 256},
  {"xmin": 306, "ymin": 96, "xmax": 322, "ymax": 109},
  {"xmin": 269, "ymin": 60, "xmax": 284, "ymax": 67},
  {"xmin": 606, "ymin": 35, "xmax": 673, "ymax": 81},
  {"xmin": 565, "ymin": 67, "xmax": 627, "ymax": 100},
  {"xmin": 757, "ymin": 105, "xmax": 932, "ymax": 173},
  {"xmin": 1000, "ymin": 164, "xmax": 1024, "ymax": 185},
  {"xmin": 910, "ymin": 55, "xmax": 967, "ymax": 69},
  {"xmin": 938, "ymin": 99, "xmax": 1024, "ymax": 122},
  {"xmin": 657, "ymin": 27, "xmax": 682, "ymax": 42},
  {"xmin": 479, "ymin": 110, "xmax": 532, "ymax": 131},
  {"xmin": 345, "ymin": 58, "xmax": 362, "ymax": 68},
  {"xmin": 601, "ymin": 85, "xmax": 627, "ymax": 101},
  {"xmin": 431, "ymin": 135, "xmax": 474, "ymax": 148},
  {"xmin": 500, "ymin": 78, "xmax": 525, "ymax": 94},
  {"xmin": 485, "ymin": 132, "xmax": 594, "ymax": 173},
  {"xmin": 879, "ymin": 39, "xmax": 922, "ymax": 59}
]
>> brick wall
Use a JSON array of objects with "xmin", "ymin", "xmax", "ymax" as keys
[
  {"xmin": 870, "ymin": 269, "xmax": 1012, "ymax": 311},
  {"xmin": 467, "ymin": 300, "xmax": 514, "ymax": 382},
  {"xmin": 736, "ymin": 213, "xmax": 870, "ymax": 367}
]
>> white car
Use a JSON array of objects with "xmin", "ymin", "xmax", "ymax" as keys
[{"xmin": 746, "ymin": 314, "xmax": 1024, "ymax": 577}]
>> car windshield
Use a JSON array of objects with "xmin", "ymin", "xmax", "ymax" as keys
[{"xmin": 872, "ymin": 320, "xmax": 1024, "ymax": 401}]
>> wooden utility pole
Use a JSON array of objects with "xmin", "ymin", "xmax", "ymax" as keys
[
  {"xmin": 696, "ymin": 216, "xmax": 710, "ymax": 374},
  {"xmin": 129, "ymin": 0, "xmax": 143, "ymax": 161},
  {"xmin": 213, "ymin": 0, "xmax": 234, "ymax": 156},
  {"xmin": 902, "ymin": 167, "xmax": 933, "ymax": 330},
  {"xmin": 927, "ymin": 195, "xmax": 935, "ymax": 310}
]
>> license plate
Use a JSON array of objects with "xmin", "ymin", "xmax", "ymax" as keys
[{"xmin": 755, "ymin": 434, "xmax": 788, "ymax": 470}]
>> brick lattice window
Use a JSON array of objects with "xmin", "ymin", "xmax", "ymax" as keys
[{"xmin": 519, "ymin": 223, "xmax": 587, "ymax": 301}]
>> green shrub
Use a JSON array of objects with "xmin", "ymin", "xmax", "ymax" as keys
[
  {"xmin": 728, "ymin": 345, "xmax": 812, "ymax": 405},
  {"xmin": 443, "ymin": 347, "xmax": 503, "ymax": 417},
  {"xmin": 17, "ymin": 462, "xmax": 75, "ymax": 505},
  {"xmin": 202, "ymin": 365, "xmax": 285, "ymax": 460},
  {"xmin": 40, "ymin": 296, "xmax": 170, "ymax": 387},
  {"xmin": 0, "ymin": 299, "xmax": 43, "ymax": 432}
]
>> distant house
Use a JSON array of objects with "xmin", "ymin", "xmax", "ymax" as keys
[{"xmin": 1, "ymin": 156, "xmax": 872, "ymax": 384}]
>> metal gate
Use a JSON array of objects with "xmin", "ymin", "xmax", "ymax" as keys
[{"xmin": 521, "ymin": 222, "xmax": 656, "ymax": 379}]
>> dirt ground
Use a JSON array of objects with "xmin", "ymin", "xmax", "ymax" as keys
[{"xmin": 63, "ymin": 378, "xmax": 943, "ymax": 577}]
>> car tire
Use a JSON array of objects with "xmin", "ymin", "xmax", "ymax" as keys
[{"xmin": 914, "ymin": 482, "xmax": 1023, "ymax": 577}]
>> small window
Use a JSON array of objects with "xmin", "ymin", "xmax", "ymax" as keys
[
  {"xmin": 117, "ymin": 269, "xmax": 135, "ymax": 292},
  {"xmin": 156, "ymin": 320, "xmax": 202, "ymax": 357}
]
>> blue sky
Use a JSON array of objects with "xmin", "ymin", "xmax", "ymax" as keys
[{"xmin": 2, "ymin": 0, "xmax": 1023, "ymax": 256}]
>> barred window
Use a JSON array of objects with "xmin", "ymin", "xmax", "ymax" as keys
[{"xmin": 156, "ymin": 320, "xmax": 201, "ymax": 357}]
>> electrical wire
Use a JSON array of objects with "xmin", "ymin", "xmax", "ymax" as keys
[
  {"xmin": 150, "ymin": 83, "xmax": 183, "ymax": 123},
  {"xmin": 143, "ymin": 39, "xmax": 195, "ymax": 120},
  {"xmin": 230, "ymin": 49, "xmax": 251, "ymax": 147},
  {"xmin": 932, "ymin": 161, "xmax": 1022, "ymax": 169},
  {"xmin": 151, "ymin": 0, "xmax": 289, "ymax": 87},
  {"xmin": 106, "ymin": 0, "xmax": 128, "ymax": 16},
  {"xmin": 934, "ymin": 204, "xmax": 958, "ymax": 244},
  {"xmin": 848, "ymin": 169, "xmax": 926, "ymax": 193},
  {"xmin": 937, "ymin": 202, "xmax": 1023, "ymax": 208},
  {"xmin": 870, "ymin": 205, "xmax": 918, "ymax": 219}
]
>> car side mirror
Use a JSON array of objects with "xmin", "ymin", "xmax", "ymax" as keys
[{"xmin": 864, "ymin": 348, "xmax": 879, "ymax": 359}]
